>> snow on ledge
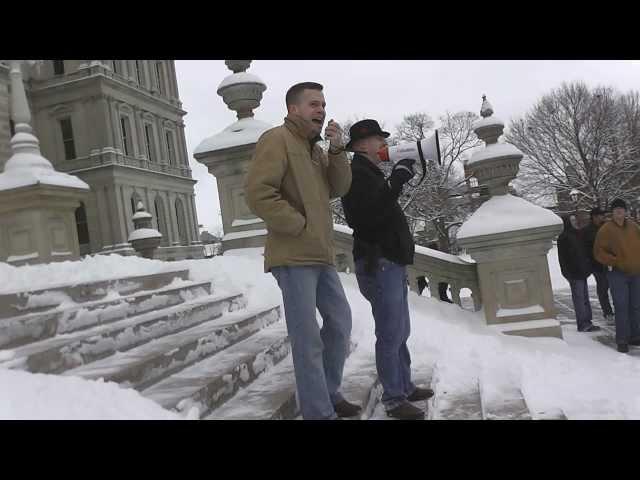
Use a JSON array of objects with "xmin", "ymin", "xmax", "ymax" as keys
[
  {"xmin": 232, "ymin": 218, "xmax": 263, "ymax": 227},
  {"xmin": 457, "ymin": 194, "xmax": 562, "ymax": 239},
  {"xmin": 127, "ymin": 228, "xmax": 162, "ymax": 242},
  {"xmin": 488, "ymin": 318, "xmax": 561, "ymax": 333},
  {"xmin": 217, "ymin": 72, "xmax": 265, "ymax": 91},
  {"xmin": 468, "ymin": 142, "xmax": 522, "ymax": 165},
  {"xmin": 414, "ymin": 245, "xmax": 471, "ymax": 265},
  {"xmin": 496, "ymin": 304, "xmax": 545, "ymax": 318},
  {"xmin": 194, "ymin": 118, "xmax": 272, "ymax": 154},
  {"xmin": 223, "ymin": 229, "xmax": 267, "ymax": 241}
]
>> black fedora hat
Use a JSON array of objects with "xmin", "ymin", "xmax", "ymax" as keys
[{"xmin": 345, "ymin": 119, "xmax": 390, "ymax": 150}]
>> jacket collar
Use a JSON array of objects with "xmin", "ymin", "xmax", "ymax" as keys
[
  {"xmin": 353, "ymin": 152, "xmax": 384, "ymax": 177},
  {"xmin": 284, "ymin": 114, "xmax": 322, "ymax": 145}
]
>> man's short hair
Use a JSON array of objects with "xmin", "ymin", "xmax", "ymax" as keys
[{"xmin": 286, "ymin": 82, "xmax": 323, "ymax": 108}]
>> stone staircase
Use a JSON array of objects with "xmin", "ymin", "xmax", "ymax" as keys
[
  {"xmin": 0, "ymin": 270, "xmax": 569, "ymax": 420},
  {"xmin": 0, "ymin": 269, "xmax": 290, "ymax": 419}
]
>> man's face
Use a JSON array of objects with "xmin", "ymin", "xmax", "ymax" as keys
[
  {"xmin": 570, "ymin": 215, "xmax": 579, "ymax": 230},
  {"xmin": 289, "ymin": 89, "xmax": 326, "ymax": 136},
  {"xmin": 593, "ymin": 214, "xmax": 605, "ymax": 226},
  {"xmin": 612, "ymin": 207, "xmax": 626, "ymax": 223},
  {"xmin": 365, "ymin": 135, "xmax": 388, "ymax": 161}
]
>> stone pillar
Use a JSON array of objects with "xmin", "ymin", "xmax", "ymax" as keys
[
  {"xmin": 193, "ymin": 60, "xmax": 271, "ymax": 251},
  {"xmin": 0, "ymin": 60, "xmax": 90, "ymax": 266},
  {"xmin": 457, "ymin": 96, "xmax": 564, "ymax": 339}
]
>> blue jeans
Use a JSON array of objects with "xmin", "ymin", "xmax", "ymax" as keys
[
  {"xmin": 592, "ymin": 271, "xmax": 614, "ymax": 316},
  {"xmin": 271, "ymin": 265, "xmax": 352, "ymax": 420},
  {"xmin": 608, "ymin": 269, "xmax": 640, "ymax": 345},
  {"xmin": 568, "ymin": 278, "xmax": 593, "ymax": 331},
  {"xmin": 355, "ymin": 257, "xmax": 416, "ymax": 410}
]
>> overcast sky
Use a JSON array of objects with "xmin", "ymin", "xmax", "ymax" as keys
[{"xmin": 175, "ymin": 60, "xmax": 640, "ymax": 234}]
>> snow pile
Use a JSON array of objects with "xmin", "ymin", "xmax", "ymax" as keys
[
  {"xmin": 0, "ymin": 369, "xmax": 181, "ymax": 420},
  {"xmin": 194, "ymin": 118, "xmax": 272, "ymax": 154},
  {"xmin": 457, "ymin": 194, "xmax": 562, "ymax": 239}
]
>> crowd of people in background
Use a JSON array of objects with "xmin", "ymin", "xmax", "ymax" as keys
[{"xmin": 558, "ymin": 199, "xmax": 640, "ymax": 353}]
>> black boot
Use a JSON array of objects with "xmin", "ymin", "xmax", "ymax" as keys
[
  {"xmin": 618, "ymin": 343, "xmax": 629, "ymax": 353},
  {"xmin": 333, "ymin": 399, "xmax": 362, "ymax": 418},
  {"xmin": 407, "ymin": 387, "xmax": 435, "ymax": 402},
  {"xmin": 387, "ymin": 401, "xmax": 425, "ymax": 420}
]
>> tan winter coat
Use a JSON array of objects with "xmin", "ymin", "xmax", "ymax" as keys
[
  {"xmin": 593, "ymin": 218, "xmax": 640, "ymax": 275},
  {"xmin": 245, "ymin": 114, "xmax": 352, "ymax": 272}
]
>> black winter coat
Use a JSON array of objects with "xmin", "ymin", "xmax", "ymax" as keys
[
  {"xmin": 557, "ymin": 217, "xmax": 592, "ymax": 280},
  {"xmin": 581, "ymin": 222, "xmax": 606, "ymax": 273},
  {"xmin": 341, "ymin": 154, "xmax": 414, "ymax": 266}
]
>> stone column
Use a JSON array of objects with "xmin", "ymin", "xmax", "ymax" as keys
[
  {"xmin": 193, "ymin": 60, "xmax": 270, "ymax": 251},
  {"xmin": 456, "ymin": 96, "xmax": 564, "ymax": 339},
  {"xmin": 0, "ymin": 60, "xmax": 90, "ymax": 265}
]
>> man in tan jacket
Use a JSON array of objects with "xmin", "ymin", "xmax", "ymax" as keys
[
  {"xmin": 245, "ymin": 82, "xmax": 360, "ymax": 419},
  {"xmin": 594, "ymin": 198, "xmax": 640, "ymax": 353}
]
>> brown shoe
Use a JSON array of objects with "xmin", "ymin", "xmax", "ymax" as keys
[
  {"xmin": 407, "ymin": 387, "xmax": 434, "ymax": 402},
  {"xmin": 333, "ymin": 399, "xmax": 362, "ymax": 418},
  {"xmin": 386, "ymin": 401, "xmax": 425, "ymax": 420}
]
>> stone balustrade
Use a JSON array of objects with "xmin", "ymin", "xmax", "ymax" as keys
[{"xmin": 333, "ymin": 224, "xmax": 481, "ymax": 311}]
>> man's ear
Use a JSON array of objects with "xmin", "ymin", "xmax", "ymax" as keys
[{"xmin": 288, "ymin": 104, "xmax": 298, "ymax": 116}]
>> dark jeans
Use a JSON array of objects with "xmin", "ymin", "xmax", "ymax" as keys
[
  {"xmin": 355, "ymin": 257, "xmax": 416, "ymax": 410},
  {"xmin": 568, "ymin": 278, "xmax": 593, "ymax": 331},
  {"xmin": 608, "ymin": 270, "xmax": 640, "ymax": 345},
  {"xmin": 592, "ymin": 271, "xmax": 614, "ymax": 316}
]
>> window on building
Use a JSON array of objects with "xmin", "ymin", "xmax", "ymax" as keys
[
  {"xmin": 9, "ymin": 119, "xmax": 15, "ymax": 137},
  {"xmin": 75, "ymin": 203, "xmax": 90, "ymax": 245},
  {"xmin": 111, "ymin": 60, "xmax": 119, "ymax": 74},
  {"xmin": 154, "ymin": 62, "xmax": 165, "ymax": 95},
  {"xmin": 144, "ymin": 124, "xmax": 155, "ymax": 161},
  {"xmin": 59, "ymin": 118, "xmax": 76, "ymax": 160},
  {"xmin": 120, "ymin": 116, "xmax": 132, "ymax": 156},
  {"xmin": 135, "ymin": 60, "xmax": 143, "ymax": 85},
  {"xmin": 175, "ymin": 198, "xmax": 187, "ymax": 244},
  {"xmin": 53, "ymin": 60, "xmax": 65, "ymax": 75},
  {"xmin": 165, "ymin": 131, "xmax": 175, "ymax": 164}
]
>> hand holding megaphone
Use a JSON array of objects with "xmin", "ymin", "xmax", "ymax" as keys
[{"xmin": 388, "ymin": 158, "xmax": 416, "ymax": 191}]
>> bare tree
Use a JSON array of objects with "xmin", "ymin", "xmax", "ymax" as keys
[
  {"xmin": 397, "ymin": 111, "xmax": 482, "ymax": 251},
  {"xmin": 506, "ymin": 81, "xmax": 640, "ymax": 211}
]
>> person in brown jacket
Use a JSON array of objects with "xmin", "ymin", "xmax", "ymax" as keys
[
  {"xmin": 594, "ymin": 198, "xmax": 640, "ymax": 353},
  {"xmin": 245, "ymin": 82, "xmax": 360, "ymax": 419}
]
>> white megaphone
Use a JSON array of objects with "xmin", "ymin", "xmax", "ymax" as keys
[{"xmin": 377, "ymin": 130, "xmax": 442, "ymax": 166}]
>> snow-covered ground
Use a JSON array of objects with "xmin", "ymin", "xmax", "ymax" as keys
[{"xmin": 0, "ymin": 245, "xmax": 627, "ymax": 419}]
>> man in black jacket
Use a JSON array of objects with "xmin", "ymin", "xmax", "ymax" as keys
[
  {"xmin": 582, "ymin": 207, "xmax": 614, "ymax": 323},
  {"xmin": 341, "ymin": 119, "xmax": 433, "ymax": 420},
  {"xmin": 557, "ymin": 214, "xmax": 601, "ymax": 332}
]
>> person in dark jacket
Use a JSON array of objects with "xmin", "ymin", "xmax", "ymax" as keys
[
  {"xmin": 341, "ymin": 119, "xmax": 433, "ymax": 420},
  {"xmin": 557, "ymin": 214, "xmax": 600, "ymax": 332},
  {"xmin": 582, "ymin": 207, "xmax": 614, "ymax": 323}
]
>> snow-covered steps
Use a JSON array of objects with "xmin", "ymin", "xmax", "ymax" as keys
[
  {"xmin": 428, "ymin": 362, "xmax": 483, "ymax": 420},
  {"xmin": 0, "ymin": 270, "xmax": 190, "ymax": 319},
  {"xmin": 2, "ymin": 292, "xmax": 245, "ymax": 374},
  {"xmin": 0, "ymin": 280, "xmax": 212, "ymax": 349},
  {"xmin": 368, "ymin": 363, "xmax": 434, "ymax": 420},
  {"xmin": 63, "ymin": 304, "xmax": 282, "ymax": 390},
  {"xmin": 481, "ymin": 385, "xmax": 531, "ymax": 420},
  {"xmin": 205, "ymin": 354, "xmax": 299, "ymax": 420},
  {"xmin": 338, "ymin": 356, "xmax": 379, "ymax": 420},
  {"xmin": 141, "ymin": 320, "xmax": 289, "ymax": 417}
]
